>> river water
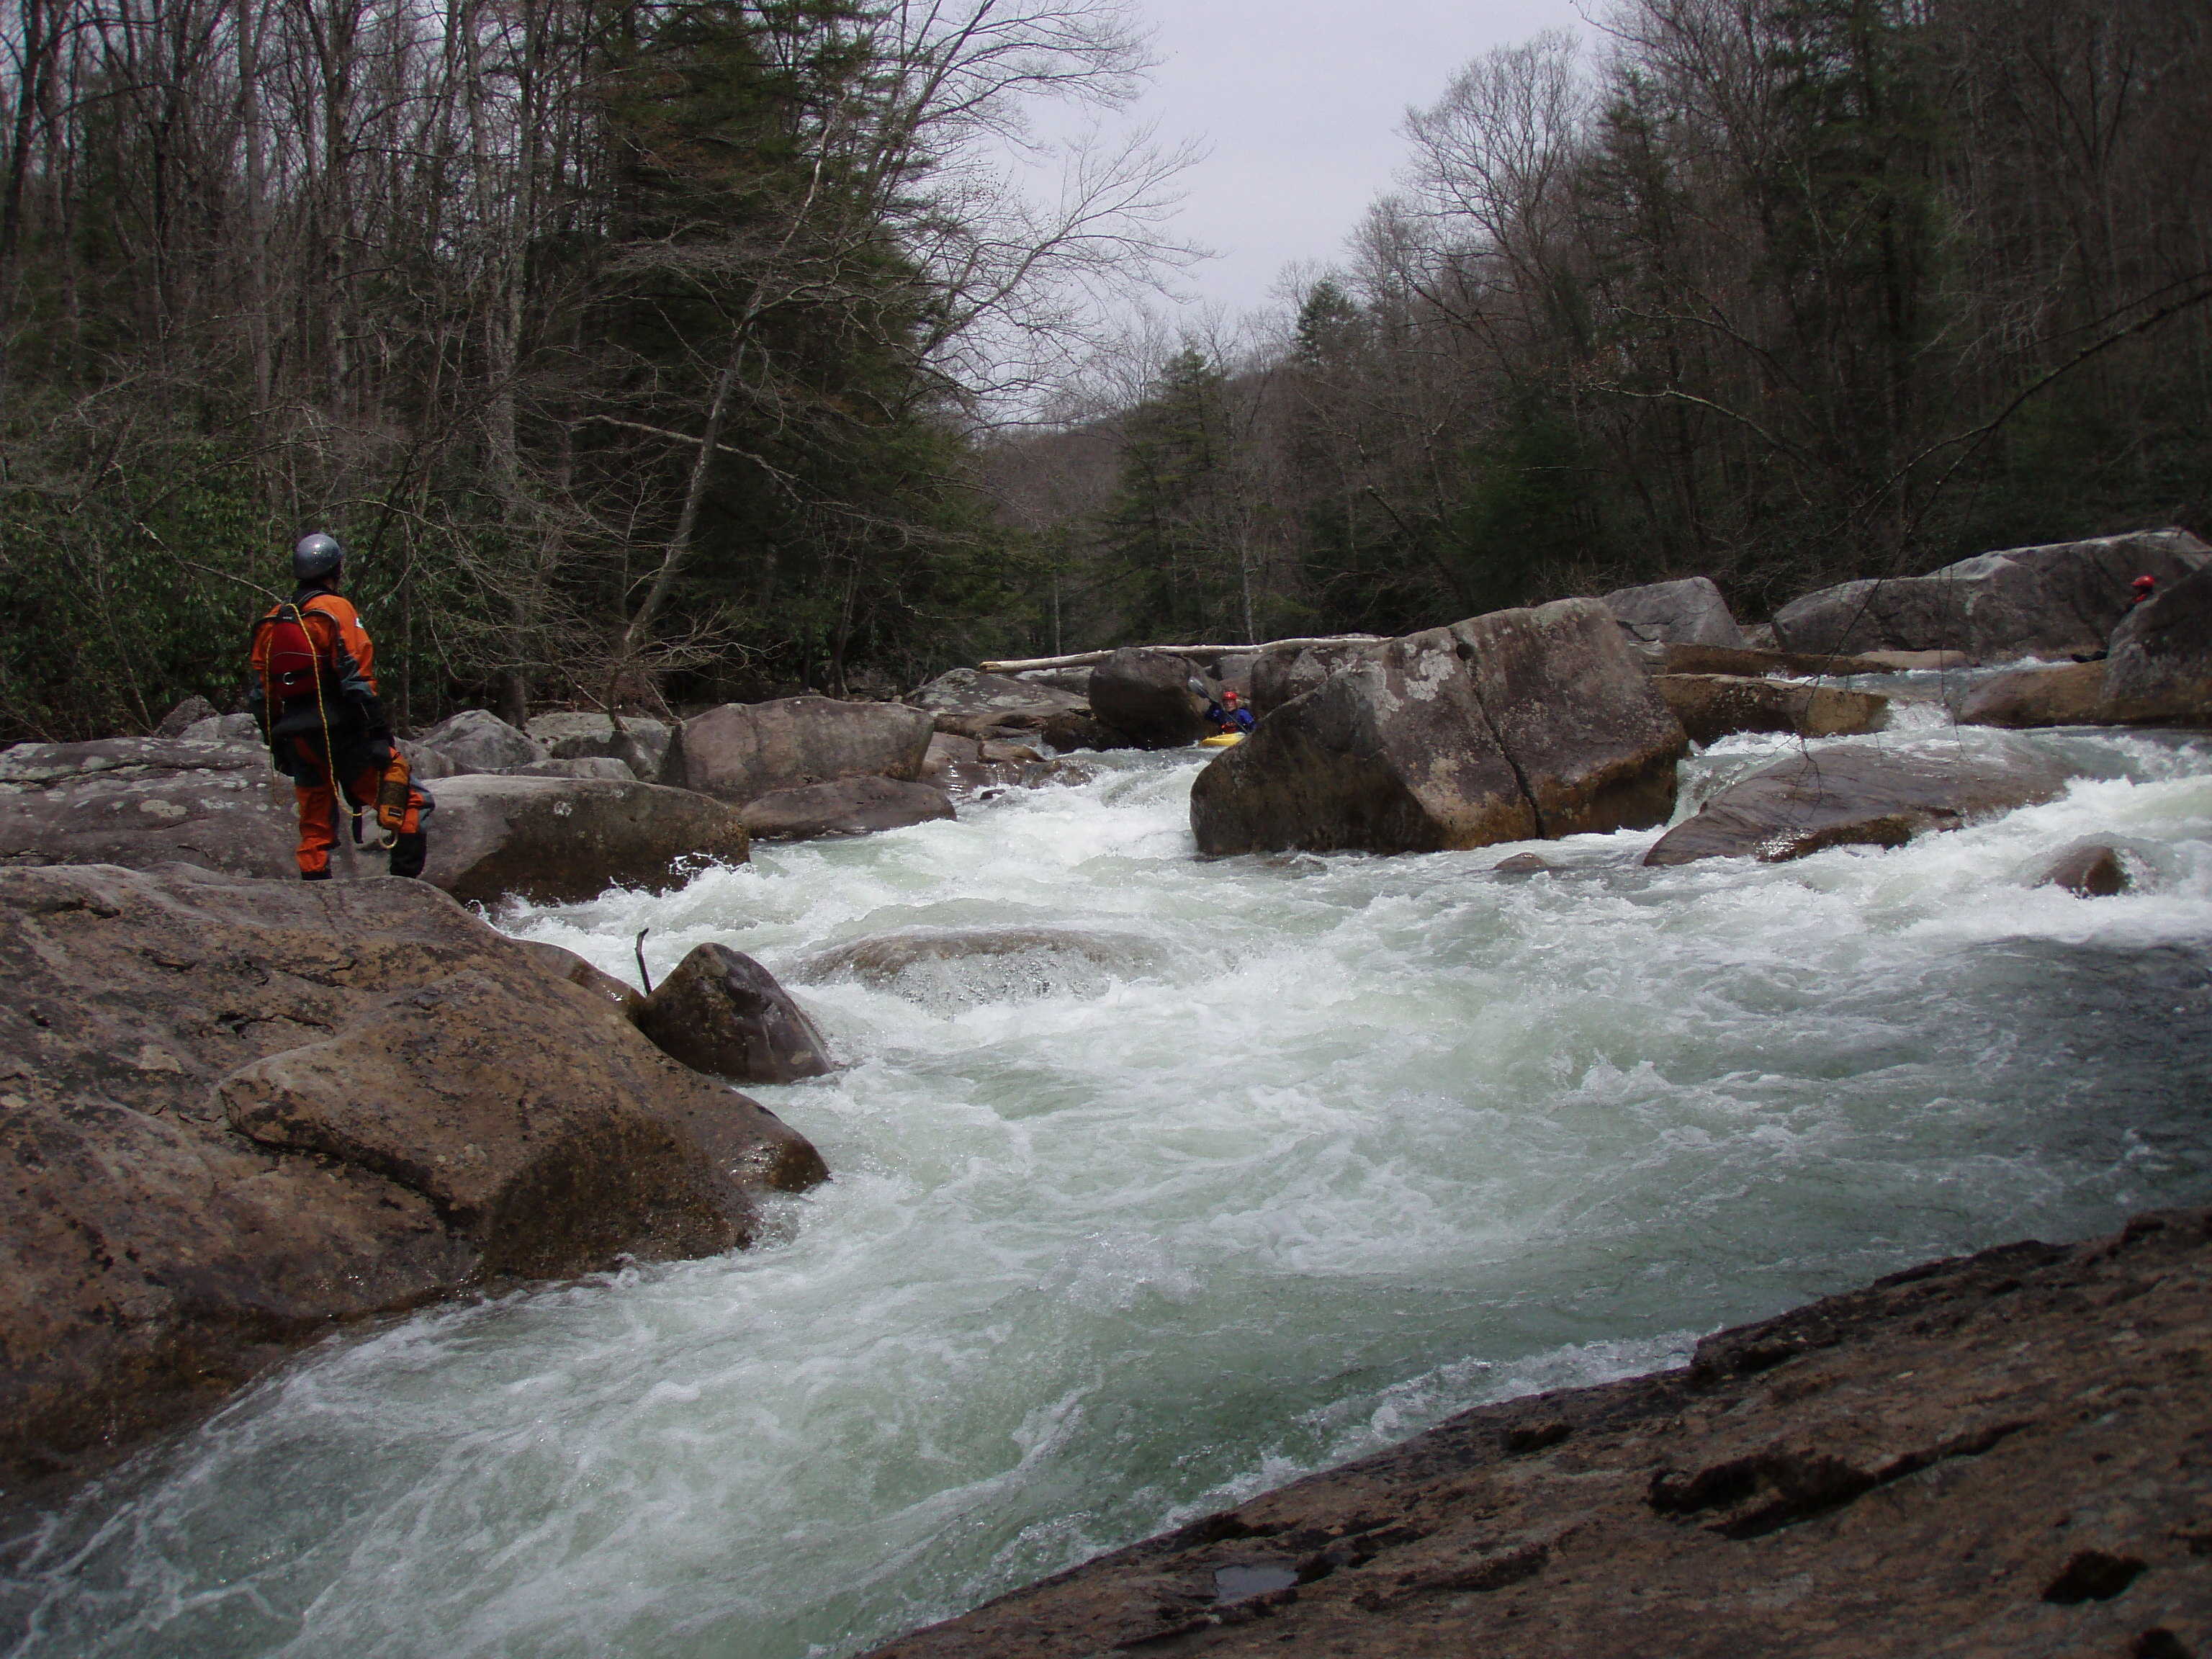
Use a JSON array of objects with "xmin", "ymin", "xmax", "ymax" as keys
[{"xmin": 9, "ymin": 696, "xmax": 2212, "ymax": 1657}]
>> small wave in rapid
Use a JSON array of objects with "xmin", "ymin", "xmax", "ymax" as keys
[{"xmin": 8, "ymin": 701, "xmax": 2212, "ymax": 1658}]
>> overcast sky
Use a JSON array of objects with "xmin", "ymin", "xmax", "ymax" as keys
[{"xmin": 1113, "ymin": 0, "xmax": 1593, "ymax": 320}]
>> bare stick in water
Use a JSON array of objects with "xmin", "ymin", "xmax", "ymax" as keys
[{"xmin": 635, "ymin": 928, "xmax": 654, "ymax": 995}]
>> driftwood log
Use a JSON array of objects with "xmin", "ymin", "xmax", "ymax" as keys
[{"xmin": 979, "ymin": 635, "xmax": 1382, "ymax": 674}]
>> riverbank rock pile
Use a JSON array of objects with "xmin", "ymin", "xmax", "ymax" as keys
[
  {"xmin": 909, "ymin": 669, "xmax": 1105, "ymax": 751},
  {"xmin": 0, "ymin": 863, "xmax": 827, "ymax": 1491},
  {"xmin": 1190, "ymin": 601, "xmax": 1687, "ymax": 856},
  {"xmin": 862, "ymin": 1207, "xmax": 2212, "ymax": 1659}
]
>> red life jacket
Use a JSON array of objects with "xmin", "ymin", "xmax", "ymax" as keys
[{"xmin": 261, "ymin": 604, "xmax": 335, "ymax": 709}]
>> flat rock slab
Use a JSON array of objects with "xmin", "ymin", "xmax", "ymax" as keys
[
  {"xmin": 740, "ymin": 775, "xmax": 955, "ymax": 840},
  {"xmin": 0, "ymin": 736, "xmax": 304, "ymax": 880},
  {"xmin": 0, "ymin": 863, "xmax": 824, "ymax": 1489},
  {"xmin": 423, "ymin": 774, "xmax": 750, "ymax": 903},
  {"xmin": 1656, "ymin": 674, "xmax": 1889, "ymax": 745},
  {"xmin": 909, "ymin": 670, "xmax": 1103, "ymax": 749},
  {"xmin": 860, "ymin": 1208, "xmax": 2212, "ymax": 1659},
  {"xmin": 1650, "ymin": 642, "xmax": 1895, "ymax": 678},
  {"xmin": 1958, "ymin": 661, "xmax": 2116, "ymax": 729},
  {"xmin": 1645, "ymin": 739, "xmax": 2072, "ymax": 865}
]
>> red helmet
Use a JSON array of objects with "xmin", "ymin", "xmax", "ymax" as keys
[{"xmin": 2133, "ymin": 574, "xmax": 2157, "ymax": 591}]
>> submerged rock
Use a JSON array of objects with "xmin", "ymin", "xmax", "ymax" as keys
[
  {"xmin": 1602, "ymin": 575, "xmax": 1746, "ymax": 647},
  {"xmin": 858, "ymin": 1208, "xmax": 2212, "ymax": 1659},
  {"xmin": 789, "ymin": 925, "xmax": 1164, "ymax": 1006},
  {"xmin": 1644, "ymin": 739, "xmax": 2072, "ymax": 865},
  {"xmin": 0, "ymin": 863, "xmax": 825, "ymax": 1488},
  {"xmin": 670, "ymin": 696, "xmax": 935, "ymax": 804},
  {"xmin": 2031, "ymin": 840, "xmax": 2131, "ymax": 897},
  {"xmin": 423, "ymin": 774, "xmax": 750, "ymax": 902},
  {"xmin": 1089, "ymin": 649, "xmax": 1212, "ymax": 748},
  {"xmin": 633, "ymin": 943, "xmax": 833, "ymax": 1084},
  {"xmin": 1655, "ymin": 674, "xmax": 1889, "ymax": 745},
  {"xmin": 1193, "ymin": 601, "xmax": 1684, "ymax": 857},
  {"xmin": 739, "ymin": 775, "xmax": 955, "ymax": 840}
]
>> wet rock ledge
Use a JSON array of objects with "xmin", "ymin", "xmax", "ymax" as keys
[
  {"xmin": 0, "ymin": 863, "xmax": 826, "ymax": 1493},
  {"xmin": 866, "ymin": 1209, "xmax": 2212, "ymax": 1659}
]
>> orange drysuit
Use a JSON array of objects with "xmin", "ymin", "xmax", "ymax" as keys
[{"xmin": 247, "ymin": 587, "xmax": 430, "ymax": 879}]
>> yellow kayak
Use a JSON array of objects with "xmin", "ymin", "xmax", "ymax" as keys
[{"xmin": 1197, "ymin": 732, "xmax": 1244, "ymax": 749}]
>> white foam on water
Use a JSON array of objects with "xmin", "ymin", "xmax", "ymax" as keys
[{"xmin": 7, "ymin": 729, "xmax": 2212, "ymax": 1659}]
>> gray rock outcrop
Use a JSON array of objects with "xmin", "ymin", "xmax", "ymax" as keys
[
  {"xmin": 1602, "ymin": 575, "xmax": 1747, "ymax": 647},
  {"xmin": 1773, "ymin": 529, "xmax": 2212, "ymax": 661},
  {"xmin": 632, "ymin": 943, "xmax": 834, "ymax": 1084},
  {"xmin": 1644, "ymin": 738, "xmax": 2073, "ymax": 865},
  {"xmin": 410, "ymin": 708, "xmax": 547, "ymax": 774},
  {"xmin": 860, "ymin": 1208, "xmax": 2212, "ymax": 1659},
  {"xmin": 1089, "ymin": 649, "xmax": 1213, "ymax": 748},
  {"xmin": 422, "ymin": 775, "xmax": 751, "ymax": 902},
  {"xmin": 153, "ymin": 695, "xmax": 220, "ymax": 736},
  {"xmin": 668, "ymin": 696, "xmax": 934, "ymax": 803},
  {"xmin": 909, "ymin": 669, "xmax": 1104, "ymax": 750},
  {"xmin": 1655, "ymin": 674, "xmax": 1889, "ymax": 745},
  {"xmin": 0, "ymin": 735, "xmax": 300, "ymax": 879},
  {"xmin": 739, "ymin": 775, "xmax": 956, "ymax": 841},
  {"xmin": 0, "ymin": 863, "xmax": 825, "ymax": 1487},
  {"xmin": 1192, "ymin": 601, "xmax": 1686, "ymax": 857},
  {"xmin": 523, "ymin": 711, "xmax": 673, "ymax": 780}
]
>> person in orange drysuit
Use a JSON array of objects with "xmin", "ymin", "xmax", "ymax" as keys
[{"xmin": 246, "ymin": 533, "xmax": 431, "ymax": 880}]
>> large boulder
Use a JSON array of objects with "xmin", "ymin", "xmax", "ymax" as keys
[
  {"xmin": 1644, "ymin": 738, "xmax": 2074, "ymax": 865},
  {"xmin": 152, "ymin": 695, "xmax": 220, "ymax": 736},
  {"xmin": 0, "ymin": 863, "xmax": 825, "ymax": 1485},
  {"xmin": 1603, "ymin": 576, "xmax": 1747, "ymax": 647},
  {"xmin": 1192, "ymin": 601, "xmax": 1684, "ymax": 857},
  {"xmin": 739, "ymin": 775, "xmax": 955, "ymax": 841},
  {"xmin": 1467, "ymin": 600, "xmax": 1691, "ymax": 835},
  {"xmin": 1088, "ymin": 649, "xmax": 1212, "ymax": 748},
  {"xmin": 1655, "ymin": 675, "xmax": 1889, "ymax": 745},
  {"xmin": 632, "ymin": 943, "xmax": 833, "ymax": 1084},
  {"xmin": 1249, "ymin": 641, "xmax": 1382, "ymax": 718},
  {"xmin": 1773, "ymin": 529, "xmax": 2211, "ymax": 661},
  {"xmin": 907, "ymin": 670, "xmax": 1104, "ymax": 750},
  {"xmin": 422, "ymin": 775, "xmax": 750, "ymax": 903},
  {"xmin": 523, "ymin": 711, "xmax": 673, "ymax": 780},
  {"xmin": 410, "ymin": 708, "xmax": 546, "ymax": 774},
  {"xmin": 1771, "ymin": 577, "xmax": 1969, "ymax": 660},
  {"xmin": 0, "ymin": 735, "xmax": 301, "ymax": 879},
  {"xmin": 2103, "ymin": 562, "xmax": 2212, "ymax": 724},
  {"xmin": 669, "ymin": 696, "xmax": 934, "ymax": 803}
]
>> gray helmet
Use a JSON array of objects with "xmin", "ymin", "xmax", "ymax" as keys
[{"xmin": 292, "ymin": 532, "xmax": 345, "ymax": 583}]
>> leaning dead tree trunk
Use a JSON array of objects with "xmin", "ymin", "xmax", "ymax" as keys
[{"xmin": 979, "ymin": 634, "xmax": 1383, "ymax": 673}]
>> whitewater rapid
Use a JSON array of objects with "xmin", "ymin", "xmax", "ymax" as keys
[{"xmin": 9, "ymin": 702, "xmax": 2212, "ymax": 1658}]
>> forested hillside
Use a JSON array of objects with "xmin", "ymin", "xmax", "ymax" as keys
[
  {"xmin": 995, "ymin": 0, "xmax": 2212, "ymax": 652},
  {"xmin": 0, "ymin": 0, "xmax": 1180, "ymax": 739}
]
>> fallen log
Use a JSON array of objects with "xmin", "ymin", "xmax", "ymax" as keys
[{"xmin": 979, "ymin": 635, "xmax": 1382, "ymax": 675}]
